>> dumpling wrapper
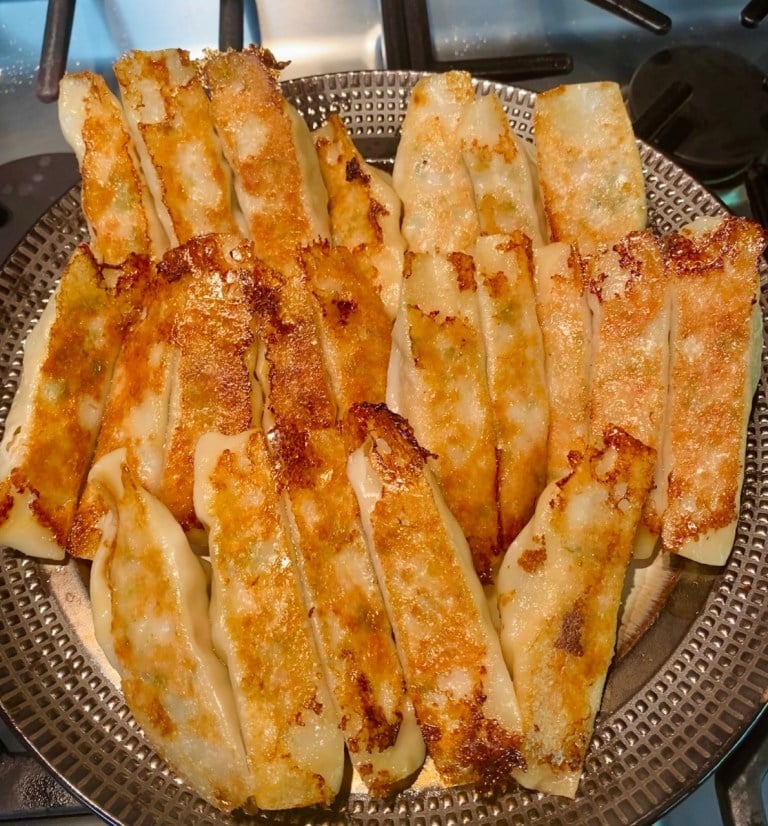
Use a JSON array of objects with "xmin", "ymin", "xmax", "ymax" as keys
[
  {"xmin": 392, "ymin": 71, "xmax": 479, "ymax": 254},
  {"xmin": 386, "ymin": 251, "xmax": 500, "ymax": 583},
  {"xmin": 58, "ymin": 72, "xmax": 168, "ymax": 263},
  {"xmin": 194, "ymin": 430, "xmax": 345, "ymax": 810},
  {"xmin": 69, "ymin": 234, "xmax": 261, "ymax": 559},
  {"xmin": 660, "ymin": 215, "xmax": 765, "ymax": 565},
  {"xmin": 346, "ymin": 403, "xmax": 525, "ymax": 790},
  {"xmin": 584, "ymin": 230, "xmax": 670, "ymax": 558},
  {"xmin": 459, "ymin": 93, "xmax": 548, "ymax": 246},
  {"xmin": 89, "ymin": 449, "xmax": 251, "ymax": 813},
  {"xmin": 534, "ymin": 81, "xmax": 646, "ymax": 255},
  {"xmin": 532, "ymin": 242, "xmax": 591, "ymax": 483},
  {"xmin": 498, "ymin": 426, "xmax": 655, "ymax": 798},
  {"xmin": 299, "ymin": 241, "xmax": 392, "ymax": 419},
  {"xmin": 0, "ymin": 246, "xmax": 146, "ymax": 559},
  {"xmin": 249, "ymin": 256, "xmax": 426, "ymax": 796},
  {"xmin": 313, "ymin": 114, "xmax": 405, "ymax": 319},
  {"xmin": 201, "ymin": 46, "xmax": 330, "ymax": 271},
  {"xmin": 114, "ymin": 48, "xmax": 245, "ymax": 246},
  {"xmin": 474, "ymin": 233, "xmax": 549, "ymax": 548}
]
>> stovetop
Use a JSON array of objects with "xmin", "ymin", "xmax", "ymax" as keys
[{"xmin": 0, "ymin": 1, "xmax": 766, "ymax": 824}]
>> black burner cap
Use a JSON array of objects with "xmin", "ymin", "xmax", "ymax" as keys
[{"xmin": 628, "ymin": 45, "xmax": 768, "ymax": 183}]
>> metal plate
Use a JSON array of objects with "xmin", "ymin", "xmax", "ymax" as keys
[{"xmin": 0, "ymin": 70, "xmax": 766, "ymax": 826}]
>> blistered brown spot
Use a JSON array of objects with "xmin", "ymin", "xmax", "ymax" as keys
[
  {"xmin": 447, "ymin": 251, "xmax": 477, "ymax": 292},
  {"xmin": 554, "ymin": 602, "xmax": 586, "ymax": 657},
  {"xmin": 517, "ymin": 546, "xmax": 547, "ymax": 574}
]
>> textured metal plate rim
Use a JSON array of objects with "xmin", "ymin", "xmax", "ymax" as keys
[{"xmin": 0, "ymin": 70, "xmax": 765, "ymax": 826}]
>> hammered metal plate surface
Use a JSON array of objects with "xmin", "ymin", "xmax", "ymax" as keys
[{"xmin": 0, "ymin": 71, "xmax": 766, "ymax": 826}]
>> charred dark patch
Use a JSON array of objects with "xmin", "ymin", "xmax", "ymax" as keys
[
  {"xmin": 345, "ymin": 156, "xmax": 370, "ymax": 184},
  {"xmin": 554, "ymin": 601, "xmax": 585, "ymax": 657},
  {"xmin": 333, "ymin": 297, "xmax": 357, "ymax": 326}
]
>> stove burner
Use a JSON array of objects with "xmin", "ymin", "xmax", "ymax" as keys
[{"xmin": 628, "ymin": 45, "xmax": 768, "ymax": 183}]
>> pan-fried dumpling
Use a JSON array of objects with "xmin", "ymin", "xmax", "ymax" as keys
[
  {"xmin": 58, "ymin": 73, "xmax": 168, "ymax": 262},
  {"xmin": 583, "ymin": 230, "xmax": 670, "ymax": 558},
  {"xmin": 660, "ymin": 216, "xmax": 765, "ymax": 565},
  {"xmin": 89, "ymin": 449, "xmax": 251, "ymax": 813},
  {"xmin": 387, "ymin": 251, "xmax": 500, "ymax": 582},
  {"xmin": 532, "ymin": 242, "xmax": 591, "ymax": 483},
  {"xmin": 201, "ymin": 46, "xmax": 330, "ymax": 270},
  {"xmin": 347, "ymin": 403, "xmax": 525, "ymax": 790},
  {"xmin": 534, "ymin": 82, "xmax": 646, "ymax": 255},
  {"xmin": 114, "ymin": 48, "xmax": 244, "ymax": 245},
  {"xmin": 0, "ymin": 247, "xmax": 146, "ymax": 559},
  {"xmin": 313, "ymin": 114, "xmax": 405, "ymax": 318},
  {"xmin": 299, "ymin": 242, "xmax": 392, "ymax": 418},
  {"xmin": 392, "ymin": 71, "xmax": 479, "ymax": 254},
  {"xmin": 459, "ymin": 93, "xmax": 547, "ymax": 245},
  {"xmin": 474, "ymin": 233, "xmax": 549, "ymax": 548},
  {"xmin": 498, "ymin": 427, "xmax": 655, "ymax": 798},
  {"xmin": 194, "ymin": 430, "xmax": 345, "ymax": 809}
]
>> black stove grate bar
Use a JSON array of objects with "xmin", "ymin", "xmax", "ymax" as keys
[
  {"xmin": 741, "ymin": 0, "xmax": 768, "ymax": 27},
  {"xmin": 381, "ymin": 0, "xmax": 573, "ymax": 82},
  {"xmin": 219, "ymin": 0, "xmax": 245, "ymax": 51},
  {"xmin": 585, "ymin": 0, "xmax": 672, "ymax": 34},
  {"xmin": 36, "ymin": 0, "xmax": 76, "ymax": 103}
]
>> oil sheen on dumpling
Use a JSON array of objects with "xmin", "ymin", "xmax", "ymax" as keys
[
  {"xmin": 392, "ymin": 71, "xmax": 479, "ymax": 254},
  {"xmin": 89, "ymin": 448, "xmax": 251, "ymax": 813},
  {"xmin": 498, "ymin": 427, "xmax": 655, "ymax": 798},
  {"xmin": 194, "ymin": 430, "xmax": 345, "ymax": 810},
  {"xmin": 114, "ymin": 48, "xmax": 244, "ymax": 245},
  {"xmin": 0, "ymin": 247, "xmax": 146, "ymax": 559},
  {"xmin": 659, "ymin": 216, "xmax": 765, "ymax": 565},
  {"xmin": 387, "ymin": 251, "xmax": 500, "ymax": 582},
  {"xmin": 347, "ymin": 403, "xmax": 525, "ymax": 790}
]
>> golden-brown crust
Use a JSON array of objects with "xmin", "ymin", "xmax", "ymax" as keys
[
  {"xmin": 157, "ymin": 235, "xmax": 259, "ymax": 531},
  {"xmin": 661, "ymin": 217, "xmax": 765, "ymax": 554},
  {"xmin": 350, "ymin": 402, "xmax": 525, "ymax": 790},
  {"xmin": 2, "ymin": 246, "xmax": 145, "ymax": 552},
  {"xmin": 251, "ymin": 262, "xmax": 414, "ymax": 793},
  {"xmin": 299, "ymin": 242, "xmax": 392, "ymax": 418},
  {"xmin": 63, "ymin": 74, "xmax": 167, "ymax": 262},
  {"xmin": 201, "ymin": 46, "xmax": 328, "ymax": 269},
  {"xmin": 114, "ymin": 49, "xmax": 241, "ymax": 244},
  {"xmin": 398, "ymin": 252, "xmax": 500, "ymax": 582}
]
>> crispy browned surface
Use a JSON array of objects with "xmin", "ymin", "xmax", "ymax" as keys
[
  {"xmin": 534, "ymin": 82, "xmax": 646, "ymax": 254},
  {"xmin": 114, "ymin": 49, "xmax": 241, "ymax": 244},
  {"xmin": 662, "ymin": 217, "xmax": 765, "ymax": 555},
  {"xmin": 499, "ymin": 427, "xmax": 655, "ymax": 796},
  {"xmin": 586, "ymin": 230, "xmax": 669, "ymax": 448},
  {"xmin": 198, "ymin": 431, "xmax": 343, "ymax": 809},
  {"xmin": 300, "ymin": 241, "xmax": 391, "ymax": 417},
  {"xmin": 249, "ymin": 260, "xmax": 415, "ymax": 796},
  {"xmin": 348, "ymin": 403, "xmax": 524, "ymax": 789},
  {"xmin": 201, "ymin": 46, "xmax": 328, "ymax": 269},
  {"xmin": 313, "ymin": 114, "xmax": 405, "ymax": 317},
  {"xmin": 0, "ymin": 246, "xmax": 144, "ymax": 552},
  {"xmin": 69, "ymin": 235, "xmax": 259, "ymax": 557},
  {"xmin": 397, "ymin": 252, "xmax": 500, "ymax": 582},
  {"xmin": 60, "ymin": 73, "xmax": 166, "ymax": 263},
  {"xmin": 532, "ymin": 242, "xmax": 591, "ymax": 483},
  {"xmin": 157, "ymin": 235, "xmax": 259, "ymax": 532},
  {"xmin": 475, "ymin": 233, "xmax": 549, "ymax": 547},
  {"xmin": 314, "ymin": 114, "xmax": 389, "ymax": 250}
]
